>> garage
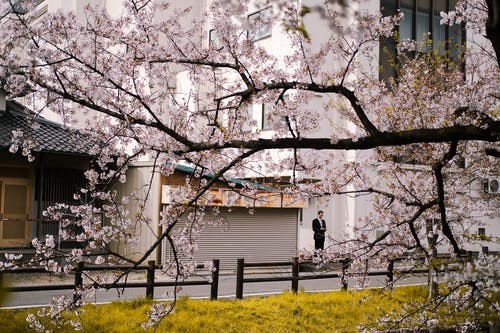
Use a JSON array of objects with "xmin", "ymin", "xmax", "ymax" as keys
[{"xmin": 162, "ymin": 207, "xmax": 299, "ymax": 270}]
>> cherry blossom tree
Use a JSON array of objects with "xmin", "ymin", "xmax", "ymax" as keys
[{"xmin": 0, "ymin": 0, "xmax": 498, "ymax": 330}]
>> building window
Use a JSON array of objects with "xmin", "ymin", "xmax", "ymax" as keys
[
  {"xmin": 209, "ymin": 29, "xmax": 223, "ymax": 50},
  {"xmin": 478, "ymin": 227, "xmax": 486, "ymax": 237},
  {"xmin": 247, "ymin": 7, "xmax": 272, "ymax": 41},
  {"xmin": 261, "ymin": 103, "xmax": 288, "ymax": 131},
  {"xmin": 379, "ymin": 0, "xmax": 465, "ymax": 80},
  {"xmin": 261, "ymin": 104, "xmax": 272, "ymax": 131},
  {"xmin": 244, "ymin": 102, "xmax": 289, "ymax": 132},
  {"xmin": 2, "ymin": 0, "xmax": 45, "ymax": 15},
  {"xmin": 456, "ymin": 157, "xmax": 466, "ymax": 168}
]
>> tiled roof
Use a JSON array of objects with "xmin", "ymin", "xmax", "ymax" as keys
[{"xmin": 0, "ymin": 101, "xmax": 95, "ymax": 156}]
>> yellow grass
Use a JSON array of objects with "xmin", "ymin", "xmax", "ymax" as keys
[{"xmin": 0, "ymin": 286, "xmax": 497, "ymax": 333}]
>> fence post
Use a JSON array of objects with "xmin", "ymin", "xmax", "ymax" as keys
[
  {"xmin": 292, "ymin": 257, "xmax": 299, "ymax": 293},
  {"xmin": 146, "ymin": 260, "xmax": 155, "ymax": 299},
  {"xmin": 73, "ymin": 262, "xmax": 84, "ymax": 303},
  {"xmin": 236, "ymin": 258, "xmax": 244, "ymax": 299},
  {"xmin": 341, "ymin": 259, "xmax": 350, "ymax": 291},
  {"xmin": 387, "ymin": 260, "xmax": 394, "ymax": 290},
  {"xmin": 210, "ymin": 259, "xmax": 220, "ymax": 300}
]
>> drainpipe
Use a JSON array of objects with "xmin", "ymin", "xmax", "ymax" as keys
[
  {"xmin": 35, "ymin": 153, "xmax": 45, "ymax": 244},
  {"xmin": 155, "ymin": 172, "xmax": 163, "ymax": 265}
]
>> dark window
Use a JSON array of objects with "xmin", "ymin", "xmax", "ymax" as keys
[
  {"xmin": 38, "ymin": 167, "xmax": 86, "ymax": 205},
  {"xmin": 478, "ymin": 227, "xmax": 486, "ymax": 236},
  {"xmin": 35, "ymin": 167, "xmax": 88, "ymax": 244},
  {"xmin": 379, "ymin": 0, "xmax": 465, "ymax": 81},
  {"xmin": 456, "ymin": 157, "xmax": 466, "ymax": 168},
  {"xmin": 248, "ymin": 7, "xmax": 272, "ymax": 41}
]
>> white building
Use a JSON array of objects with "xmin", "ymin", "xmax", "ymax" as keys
[{"xmin": 189, "ymin": 0, "xmax": 499, "ymax": 256}]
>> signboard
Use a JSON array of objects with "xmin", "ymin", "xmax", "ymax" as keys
[{"xmin": 161, "ymin": 185, "xmax": 308, "ymax": 208}]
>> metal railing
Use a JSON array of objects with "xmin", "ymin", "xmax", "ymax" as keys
[
  {"xmin": 236, "ymin": 257, "xmax": 352, "ymax": 299},
  {"xmin": 234, "ymin": 253, "xmax": 478, "ymax": 299},
  {"xmin": 0, "ymin": 259, "xmax": 220, "ymax": 301},
  {"xmin": 0, "ymin": 252, "xmax": 483, "ymax": 303}
]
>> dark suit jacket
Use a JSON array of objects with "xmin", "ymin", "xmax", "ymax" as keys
[{"xmin": 312, "ymin": 218, "xmax": 326, "ymax": 239}]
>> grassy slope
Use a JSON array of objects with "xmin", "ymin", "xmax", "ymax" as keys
[{"xmin": 0, "ymin": 286, "xmax": 497, "ymax": 333}]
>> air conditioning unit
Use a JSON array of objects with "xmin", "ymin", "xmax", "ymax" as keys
[{"xmin": 483, "ymin": 178, "xmax": 500, "ymax": 194}]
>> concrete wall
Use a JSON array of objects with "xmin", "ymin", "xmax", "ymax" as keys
[{"xmin": 110, "ymin": 161, "xmax": 163, "ymax": 261}]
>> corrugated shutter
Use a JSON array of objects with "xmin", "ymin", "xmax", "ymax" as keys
[{"xmin": 162, "ymin": 207, "xmax": 298, "ymax": 270}]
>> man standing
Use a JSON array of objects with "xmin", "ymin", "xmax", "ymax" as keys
[{"xmin": 312, "ymin": 210, "xmax": 327, "ymax": 251}]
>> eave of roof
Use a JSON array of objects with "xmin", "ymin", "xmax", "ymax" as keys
[
  {"xmin": 0, "ymin": 100, "xmax": 95, "ymax": 156},
  {"xmin": 173, "ymin": 164, "xmax": 275, "ymax": 191}
]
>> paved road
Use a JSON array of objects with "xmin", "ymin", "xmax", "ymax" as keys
[{"xmin": 1, "ymin": 270, "xmax": 428, "ymax": 308}]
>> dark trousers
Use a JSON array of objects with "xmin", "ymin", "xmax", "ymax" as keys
[{"xmin": 314, "ymin": 236, "xmax": 325, "ymax": 250}]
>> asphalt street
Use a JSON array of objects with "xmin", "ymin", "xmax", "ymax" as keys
[{"xmin": 1, "ymin": 270, "xmax": 427, "ymax": 309}]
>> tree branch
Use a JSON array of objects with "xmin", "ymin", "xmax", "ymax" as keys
[
  {"xmin": 183, "ymin": 123, "xmax": 500, "ymax": 153},
  {"xmin": 433, "ymin": 141, "xmax": 461, "ymax": 254}
]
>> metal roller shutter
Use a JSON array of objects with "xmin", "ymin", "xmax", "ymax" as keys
[{"xmin": 163, "ymin": 207, "xmax": 298, "ymax": 270}]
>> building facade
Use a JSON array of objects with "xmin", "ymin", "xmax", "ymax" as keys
[
  {"xmin": 3, "ymin": 0, "xmax": 497, "ymax": 266},
  {"xmin": 0, "ymin": 92, "xmax": 93, "ymax": 250}
]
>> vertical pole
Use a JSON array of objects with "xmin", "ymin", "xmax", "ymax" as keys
[
  {"xmin": 146, "ymin": 260, "xmax": 155, "ymax": 299},
  {"xmin": 155, "ymin": 227, "xmax": 163, "ymax": 265},
  {"xmin": 73, "ymin": 262, "xmax": 84, "ymax": 303},
  {"xmin": 341, "ymin": 259, "xmax": 349, "ymax": 291},
  {"xmin": 210, "ymin": 259, "xmax": 220, "ymax": 300},
  {"xmin": 426, "ymin": 219, "xmax": 439, "ymax": 299},
  {"xmin": 291, "ymin": 257, "xmax": 299, "ymax": 293},
  {"xmin": 36, "ymin": 153, "xmax": 45, "ymax": 243},
  {"xmin": 387, "ymin": 260, "xmax": 394, "ymax": 290},
  {"xmin": 236, "ymin": 258, "xmax": 244, "ymax": 299}
]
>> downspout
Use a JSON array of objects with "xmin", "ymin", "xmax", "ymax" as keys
[
  {"xmin": 155, "ymin": 171, "xmax": 163, "ymax": 265},
  {"xmin": 35, "ymin": 152, "xmax": 45, "ymax": 244}
]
